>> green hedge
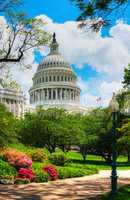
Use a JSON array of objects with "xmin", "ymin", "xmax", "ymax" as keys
[{"xmin": 0, "ymin": 159, "xmax": 17, "ymax": 179}]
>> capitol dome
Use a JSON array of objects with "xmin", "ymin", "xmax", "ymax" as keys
[{"xmin": 29, "ymin": 33, "xmax": 81, "ymax": 112}]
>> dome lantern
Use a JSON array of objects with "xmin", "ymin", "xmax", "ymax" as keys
[{"xmin": 50, "ymin": 33, "xmax": 59, "ymax": 55}]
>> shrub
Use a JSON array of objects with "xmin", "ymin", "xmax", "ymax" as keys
[
  {"xmin": 3, "ymin": 149, "xmax": 32, "ymax": 169},
  {"xmin": 57, "ymin": 167, "xmax": 86, "ymax": 179},
  {"xmin": 17, "ymin": 168, "xmax": 35, "ymax": 181},
  {"xmin": 43, "ymin": 164, "xmax": 58, "ymax": 180},
  {"xmin": 14, "ymin": 178, "xmax": 30, "ymax": 184},
  {"xmin": 0, "ymin": 159, "xmax": 17, "ymax": 180},
  {"xmin": 49, "ymin": 152, "xmax": 69, "ymax": 166},
  {"xmin": 35, "ymin": 171, "xmax": 49, "ymax": 183},
  {"xmin": 28, "ymin": 149, "xmax": 48, "ymax": 162}
]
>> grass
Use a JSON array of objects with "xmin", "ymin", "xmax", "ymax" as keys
[
  {"xmin": 66, "ymin": 151, "xmax": 130, "ymax": 170},
  {"xmin": 7, "ymin": 142, "xmax": 130, "ymax": 176},
  {"xmin": 101, "ymin": 185, "xmax": 130, "ymax": 200}
]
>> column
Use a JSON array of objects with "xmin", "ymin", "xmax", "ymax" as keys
[
  {"xmin": 60, "ymin": 88, "xmax": 62, "ymax": 100},
  {"xmin": 47, "ymin": 89, "xmax": 49, "ymax": 100},
  {"xmin": 73, "ymin": 90, "xmax": 74, "ymax": 101},
  {"xmin": 42, "ymin": 89, "xmax": 45, "ymax": 100}
]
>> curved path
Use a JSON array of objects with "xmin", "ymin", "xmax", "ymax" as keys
[{"xmin": 0, "ymin": 170, "xmax": 130, "ymax": 200}]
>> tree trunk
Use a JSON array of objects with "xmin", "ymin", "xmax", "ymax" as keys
[
  {"xmin": 82, "ymin": 154, "xmax": 86, "ymax": 162},
  {"xmin": 127, "ymin": 150, "xmax": 130, "ymax": 163}
]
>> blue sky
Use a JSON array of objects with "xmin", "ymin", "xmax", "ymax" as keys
[
  {"xmin": 4, "ymin": 0, "xmax": 130, "ymax": 107},
  {"xmin": 22, "ymin": 0, "xmax": 79, "ymax": 22}
]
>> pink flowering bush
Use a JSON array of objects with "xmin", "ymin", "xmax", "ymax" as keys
[
  {"xmin": 3, "ymin": 149, "xmax": 32, "ymax": 169},
  {"xmin": 43, "ymin": 164, "xmax": 58, "ymax": 180},
  {"xmin": 17, "ymin": 168, "xmax": 35, "ymax": 181}
]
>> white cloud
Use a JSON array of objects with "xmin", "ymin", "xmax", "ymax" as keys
[
  {"xmin": 38, "ymin": 16, "xmax": 130, "ymax": 80},
  {"xmin": 1, "ymin": 14, "xmax": 129, "ymax": 108}
]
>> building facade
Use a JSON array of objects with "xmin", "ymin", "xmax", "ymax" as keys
[
  {"xmin": 29, "ymin": 34, "xmax": 86, "ymax": 113},
  {"xmin": 0, "ymin": 86, "xmax": 25, "ymax": 117}
]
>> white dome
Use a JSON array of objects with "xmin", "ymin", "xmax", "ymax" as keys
[{"xmin": 37, "ymin": 54, "xmax": 71, "ymax": 71}]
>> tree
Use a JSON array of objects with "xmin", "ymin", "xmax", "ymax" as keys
[
  {"xmin": 79, "ymin": 113, "xmax": 99, "ymax": 162},
  {"xmin": 0, "ymin": 103, "xmax": 17, "ymax": 147},
  {"xmin": 19, "ymin": 108, "xmax": 84, "ymax": 153},
  {"xmin": 122, "ymin": 64, "xmax": 130, "ymax": 88},
  {"xmin": 79, "ymin": 108, "xmax": 115, "ymax": 163},
  {"xmin": 70, "ymin": 0, "xmax": 129, "ymax": 31},
  {"xmin": 0, "ymin": 12, "xmax": 50, "ymax": 68},
  {"xmin": 118, "ymin": 118, "xmax": 130, "ymax": 162},
  {"xmin": 0, "ymin": 0, "xmax": 21, "ymax": 12}
]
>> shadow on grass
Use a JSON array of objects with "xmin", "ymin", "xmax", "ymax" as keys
[{"xmin": 71, "ymin": 158, "xmax": 130, "ymax": 167}]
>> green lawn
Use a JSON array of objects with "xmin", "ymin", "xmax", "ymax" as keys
[
  {"xmin": 8, "ymin": 142, "xmax": 130, "ymax": 174},
  {"xmin": 66, "ymin": 151, "xmax": 130, "ymax": 170},
  {"xmin": 101, "ymin": 185, "xmax": 130, "ymax": 200}
]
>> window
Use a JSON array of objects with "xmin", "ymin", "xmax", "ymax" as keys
[
  {"xmin": 42, "ymin": 77, "xmax": 44, "ymax": 82},
  {"xmin": 65, "ymin": 76, "xmax": 67, "ymax": 81},
  {"xmin": 53, "ymin": 90, "xmax": 56, "ymax": 100},
  {"xmin": 68, "ymin": 77, "xmax": 70, "ymax": 81},
  {"xmin": 46, "ymin": 77, "xmax": 48, "ymax": 82},
  {"xmin": 53, "ymin": 76, "xmax": 56, "ymax": 81},
  {"xmin": 61, "ymin": 76, "xmax": 63, "ymax": 81},
  {"xmin": 57, "ymin": 76, "xmax": 60, "ymax": 81},
  {"xmin": 49, "ymin": 90, "xmax": 51, "ymax": 100},
  {"xmin": 49, "ymin": 76, "xmax": 52, "ymax": 81}
]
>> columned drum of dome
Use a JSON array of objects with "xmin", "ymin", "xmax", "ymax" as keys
[{"xmin": 29, "ymin": 33, "xmax": 81, "ymax": 112}]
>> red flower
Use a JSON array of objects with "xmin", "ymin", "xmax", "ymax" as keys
[
  {"xmin": 43, "ymin": 165, "xmax": 58, "ymax": 180},
  {"xmin": 17, "ymin": 168, "xmax": 35, "ymax": 181}
]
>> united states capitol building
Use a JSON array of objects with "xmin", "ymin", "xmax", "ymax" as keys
[
  {"xmin": 0, "ymin": 34, "xmax": 88, "ymax": 116},
  {"xmin": 29, "ymin": 33, "xmax": 88, "ymax": 113}
]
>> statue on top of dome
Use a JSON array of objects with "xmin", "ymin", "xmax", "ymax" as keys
[
  {"xmin": 50, "ymin": 33, "xmax": 59, "ymax": 55},
  {"xmin": 53, "ymin": 33, "xmax": 56, "ymax": 43}
]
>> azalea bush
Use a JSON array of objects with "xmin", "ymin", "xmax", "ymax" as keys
[
  {"xmin": 17, "ymin": 168, "xmax": 35, "ymax": 181},
  {"xmin": 3, "ymin": 149, "xmax": 32, "ymax": 169},
  {"xmin": 43, "ymin": 164, "xmax": 58, "ymax": 180},
  {"xmin": 28, "ymin": 149, "xmax": 48, "ymax": 162}
]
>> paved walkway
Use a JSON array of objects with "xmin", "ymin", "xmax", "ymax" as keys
[{"xmin": 0, "ymin": 170, "xmax": 130, "ymax": 200}]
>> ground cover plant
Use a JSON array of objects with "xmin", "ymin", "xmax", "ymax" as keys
[{"xmin": 101, "ymin": 185, "xmax": 130, "ymax": 200}]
